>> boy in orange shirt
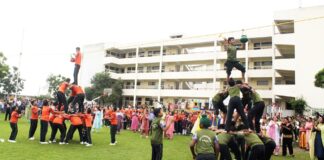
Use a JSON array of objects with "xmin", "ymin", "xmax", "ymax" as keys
[
  {"xmin": 83, "ymin": 108, "xmax": 93, "ymax": 147},
  {"xmin": 40, "ymin": 100, "xmax": 54, "ymax": 144},
  {"xmin": 109, "ymin": 107, "xmax": 118, "ymax": 145},
  {"xmin": 65, "ymin": 113, "xmax": 85, "ymax": 144},
  {"xmin": 71, "ymin": 47, "xmax": 82, "ymax": 85},
  {"xmin": 28, "ymin": 100, "xmax": 39, "ymax": 140},
  {"xmin": 8, "ymin": 106, "xmax": 22, "ymax": 143},
  {"xmin": 50, "ymin": 112, "xmax": 68, "ymax": 144}
]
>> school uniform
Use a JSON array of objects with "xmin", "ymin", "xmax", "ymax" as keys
[
  {"xmin": 110, "ymin": 111, "xmax": 118, "ymax": 144},
  {"xmin": 225, "ymin": 86, "xmax": 249, "ymax": 132},
  {"xmin": 9, "ymin": 111, "xmax": 20, "ymax": 141},
  {"xmin": 50, "ymin": 114, "xmax": 67, "ymax": 143},
  {"xmin": 65, "ymin": 115, "xmax": 85, "ymax": 143},
  {"xmin": 40, "ymin": 106, "xmax": 53, "ymax": 142},
  {"xmin": 29, "ymin": 105, "xmax": 38, "ymax": 138},
  {"xmin": 56, "ymin": 82, "xmax": 69, "ymax": 113}
]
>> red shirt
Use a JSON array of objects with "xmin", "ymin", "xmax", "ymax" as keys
[
  {"xmin": 84, "ymin": 114, "xmax": 93, "ymax": 127},
  {"xmin": 41, "ymin": 106, "xmax": 52, "ymax": 121},
  {"xmin": 110, "ymin": 112, "xmax": 117, "ymax": 125},
  {"xmin": 58, "ymin": 82, "xmax": 69, "ymax": 93},
  {"xmin": 71, "ymin": 85, "xmax": 84, "ymax": 95},
  {"xmin": 53, "ymin": 114, "xmax": 65, "ymax": 125},
  {"xmin": 75, "ymin": 52, "xmax": 82, "ymax": 65},
  {"xmin": 10, "ymin": 111, "xmax": 20, "ymax": 123},
  {"xmin": 70, "ymin": 115, "xmax": 83, "ymax": 126},
  {"xmin": 30, "ymin": 106, "xmax": 39, "ymax": 120},
  {"xmin": 49, "ymin": 114, "xmax": 55, "ymax": 122}
]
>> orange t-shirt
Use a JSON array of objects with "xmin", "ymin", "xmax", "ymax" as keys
[
  {"xmin": 41, "ymin": 106, "xmax": 52, "ymax": 121},
  {"xmin": 10, "ymin": 111, "xmax": 20, "ymax": 123},
  {"xmin": 71, "ymin": 85, "xmax": 84, "ymax": 95},
  {"xmin": 53, "ymin": 114, "xmax": 65, "ymax": 125},
  {"xmin": 30, "ymin": 106, "xmax": 39, "ymax": 120},
  {"xmin": 110, "ymin": 112, "xmax": 117, "ymax": 125},
  {"xmin": 84, "ymin": 114, "xmax": 93, "ymax": 127},
  {"xmin": 49, "ymin": 114, "xmax": 55, "ymax": 122},
  {"xmin": 75, "ymin": 52, "xmax": 81, "ymax": 65},
  {"xmin": 70, "ymin": 115, "xmax": 82, "ymax": 126},
  {"xmin": 58, "ymin": 82, "xmax": 69, "ymax": 93}
]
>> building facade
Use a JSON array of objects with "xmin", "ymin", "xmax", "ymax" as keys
[{"xmin": 80, "ymin": 6, "xmax": 324, "ymax": 112}]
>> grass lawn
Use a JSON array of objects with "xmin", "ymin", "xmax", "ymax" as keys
[{"xmin": 0, "ymin": 114, "xmax": 310, "ymax": 160}]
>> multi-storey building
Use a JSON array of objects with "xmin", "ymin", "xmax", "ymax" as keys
[{"xmin": 81, "ymin": 6, "xmax": 324, "ymax": 113}]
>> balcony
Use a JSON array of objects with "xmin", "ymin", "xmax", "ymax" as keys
[
  {"xmin": 273, "ymin": 33, "xmax": 295, "ymax": 45},
  {"xmin": 274, "ymin": 59, "xmax": 296, "ymax": 71},
  {"xmin": 161, "ymin": 71, "xmax": 214, "ymax": 80},
  {"xmin": 216, "ymin": 50, "xmax": 247, "ymax": 60},
  {"xmin": 247, "ymin": 49, "xmax": 272, "ymax": 58},
  {"xmin": 247, "ymin": 69, "xmax": 273, "ymax": 78},
  {"xmin": 163, "ymin": 51, "xmax": 215, "ymax": 63},
  {"xmin": 273, "ymin": 85, "xmax": 297, "ymax": 97}
]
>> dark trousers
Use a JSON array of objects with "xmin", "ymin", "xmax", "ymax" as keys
[
  {"xmin": 151, "ymin": 144, "xmax": 163, "ymax": 160},
  {"xmin": 248, "ymin": 145, "xmax": 265, "ymax": 160},
  {"xmin": 177, "ymin": 121, "xmax": 182, "ymax": 134},
  {"xmin": 212, "ymin": 100, "xmax": 227, "ymax": 116},
  {"xmin": 219, "ymin": 144, "xmax": 232, "ymax": 160},
  {"xmin": 73, "ymin": 64, "xmax": 80, "ymax": 85},
  {"xmin": 110, "ymin": 125, "xmax": 117, "ymax": 143},
  {"xmin": 50, "ymin": 123, "xmax": 66, "ymax": 142},
  {"xmin": 56, "ymin": 91, "xmax": 68, "ymax": 113},
  {"xmin": 40, "ymin": 120, "xmax": 48, "ymax": 142},
  {"xmin": 225, "ymin": 96, "xmax": 249, "ymax": 132},
  {"xmin": 29, "ymin": 119, "xmax": 38, "ymax": 138},
  {"xmin": 86, "ymin": 127, "xmax": 92, "ymax": 144},
  {"xmin": 196, "ymin": 153, "xmax": 216, "ymax": 160},
  {"xmin": 174, "ymin": 122, "xmax": 178, "ymax": 133},
  {"xmin": 228, "ymin": 138, "xmax": 241, "ymax": 160},
  {"xmin": 248, "ymin": 101, "xmax": 265, "ymax": 133},
  {"xmin": 265, "ymin": 141, "xmax": 276, "ymax": 160},
  {"xmin": 9, "ymin": 123, "xmax": 18, "ymax": 140},
  {"xmin": 5, "ymin": 108, "xmax": 11, "ymax": 121},
  {"xmin": 65, "ymin": 124, "xmax": 84, "ymax": 143},
  {"xmin": 72, "ymin": 94, "xmax": 85, "ymax": 113},
  {"xmin": 225, "ymin": 60, "xmax": 246, "ymax": 76},
  {"xmin": 282, "ymin": 138, "xmax": 293, "ymax": 156},
  {"xmin": 242, "ymin": 98, "xmax": 252, "ymax": 111},
  {"xmin": 67, "ymin": 96, "xmax": 75, "ymax": 106}
]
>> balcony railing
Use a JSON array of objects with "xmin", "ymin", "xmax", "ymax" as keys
[{"xmin": 249, "ymin": 66, "xmax": 272, "ymax": 70}]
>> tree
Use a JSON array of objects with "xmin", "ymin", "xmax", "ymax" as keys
[
  {"xmin": 90, "ymin": 72, "xmax": 114, "ymax": 96},
  {"xmin": 0, "ymin": 52, "xmax": 9, "ymax": 80},
  {"xmin": 87, "ymin": 72, "xmax": 123, "ymax": 106},
  {"xmin": 315, "ymin": 68, "xmax": 324, "ymax": 88},
  {"xmin": 290, "ymin": 97, "xmax": 307, "ymax": 115},
  {"xmin": 46, "ymin": 74, "xmax": 68, "ymax": 96},
  {"xmin": 84, "ymin": 87, "xmax": 96, "ymax": 101},
  {"xmin": 1, "ymin": 66, "xmax": 24, "ymax": 96}
]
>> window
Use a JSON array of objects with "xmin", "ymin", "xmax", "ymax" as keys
[
  {"xmin": 127, "ymin": 52, "xmax": 136, "ymax": 58},
  {"xmin": 254, "ymin": 61, "xmax": 272, "ymax": 69},
  {"xmin": 127, "ymin": 67, "xmax": 135, "ymax": 73},
  {"xmin": 137, "ymin": 82, "xmax": 141, "ymax": 86},
  {"xmin": 253, "ymin": 42, "xmax": 272, "ymax": 50},
  {"xmin": 257, "ymin": 80, "xmax": 269, "ymax": 86},
  {"xmin": 139, "ymin": 52, "xmax": 145, "ymax": 57},
  {"xmin": 138, "ymin": 67, "xmax": 144, "ymax": 73},
  {"xmin": 148, "ymin": 82, "xmax": 156, "ymax": 86}
]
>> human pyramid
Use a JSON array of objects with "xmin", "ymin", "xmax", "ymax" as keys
[
  {"xmin": 4, "ymin": 37, "xmax": 281, "ymax": 160},
  {"xmin": 7, "ymin": 47, "xmax": 102, "ymax": 147}
]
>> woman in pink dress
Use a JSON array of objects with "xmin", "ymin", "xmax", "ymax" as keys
[
  {"xmin": 305, "ymin": 117, "xmax": 314, "ymax": 150},
  {"xmin": 131, "ymin": 111, "xmax": 139, "ymax": 133},
  {"xmin": 140, "ymin": 109, "xmax": 149, "ymax": 138},
  {"xmin": 267, "ymin": 116, "xmax": 280, "ymax": 155},
  {"xmin": 165, "ymin": 112, "xmax": 175, "ymax": 140}
]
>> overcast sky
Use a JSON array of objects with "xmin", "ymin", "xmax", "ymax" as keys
[{"xmin": 0, "ymin": 0, "xmax": 324, "ymax": 96}]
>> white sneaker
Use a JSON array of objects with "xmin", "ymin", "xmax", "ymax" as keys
[
  {"xmin": 8, "ymin": 140, "xmax": 16, "ymax": 143},
  {"xmin": 40, "ymin": 142, "xmax": 49, "ymax": 144},
  {"xmin": 110, "ymin": 143, "xmax": 116, "ymax": 145},
  {"xmin": 86, "ymin": 144, "xmax": 93, "ymax": 147},
  {"xmin": 53, "ymin": 139, "xmax": 56, "ymax": 143},
  {"xmin": 59, "ymin": 142, "xmax": 65, "ymax": 145},
  {"xmin": 29, "ymin": 137, "xmax": 35, "ymax": 141},
  {"xmin": 84, "ymin": 142, "xmax": 89, "ymax": 145},
  {"xmin": 80, "ymin": 142, "xmax": 84, "ymax": 145},
  {"xmin": 49, "ymin": 141, "xmax": 52, "ymax": 144},
  {"xmin": 0, "ymin": 139, "xmax": 5, "ymax": 142}
]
